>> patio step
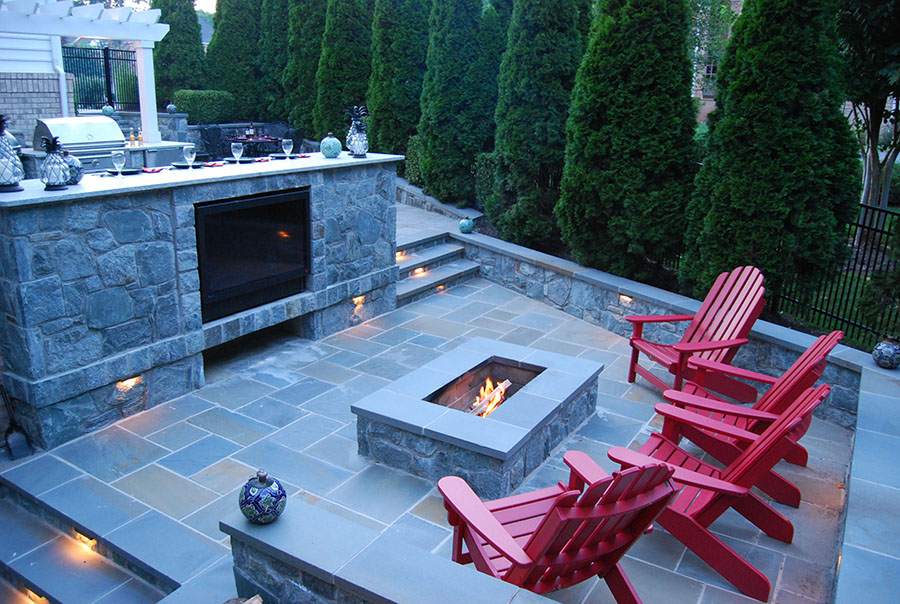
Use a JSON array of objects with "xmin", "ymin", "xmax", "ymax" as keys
[
  {"xmin": 396, "ymin": 258, "xmax": 480, "ymax": 305},
  {"xmin": 396, "ymin": 241, "xmax": 465, "ymax": 279},
  {"xmin": 0, "ymin": 492, "xmax": 164, "ymax": 604}
]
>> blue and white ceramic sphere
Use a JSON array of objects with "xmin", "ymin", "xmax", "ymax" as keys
[
  {"xmin": 320, "ymin": 132, "xmax": 342, "ymax": 158},
  {"xmin": 63, "ymin": 152, "xmax": 84, "ymax": 185},
  {"xmin": 458, "ymin": 217, "xmax": 474, "ymax": 234},
  {"xmin": 239, "ymin": 470, "xmax": 287, "ymax": 524},
  {"xmin": 872, "ymin": 338, "xmax": 900, "ymax": 369}
]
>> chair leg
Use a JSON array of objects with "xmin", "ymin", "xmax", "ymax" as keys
[
  {"xmin": 732, "ymin": 493, "xmax": 794, "ymax": 543},
  {"xmin": 628, "ymin": 347, "xmax": 639, "ymax": 383},
  {"xmin": 604, "ymin": 563, "xmax": 642, "ymax": 604},
  {"xmin": 784, "ymin": 441, "xmax": 808, "ymax": 466},
  {"xmin": 660, "ymin": 510, "xmax": 770, "ymax": 602},
  {"xmin": 756, "ymin": 469, "xmax": 802, "ymax": 508}
]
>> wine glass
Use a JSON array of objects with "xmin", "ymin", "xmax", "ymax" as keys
[
  {"xmin": 281, "ymin": 138, "xmax": 293, "ymax": 158},
  {"xmin": 111, "ymin": 150, "xmax": 126, "ymax": 177},
  {"xmin": 183, "ymin": 144, "xmax": 196, "ymax": 169},
  {"xmin": 231, "ymin": 142, "xmax": 243, "ymax": 162}
]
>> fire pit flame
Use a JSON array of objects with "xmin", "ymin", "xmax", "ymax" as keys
[{"xmin": 470, "ymin": 378, "xmax": 510, "ymax": 417}]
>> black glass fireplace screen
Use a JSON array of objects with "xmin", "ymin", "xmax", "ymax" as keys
[{"xmin": 196, "ymin": 187, "xmax": 310, "ymax": 322}]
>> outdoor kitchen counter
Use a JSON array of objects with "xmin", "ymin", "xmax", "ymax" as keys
[
  {"xmin": 0, "ymin": 152, "xmax": 403, "ymax": 208},
  {"xmin": 0, "ymin": 152, "xmax": 402, "ymax": 450}
]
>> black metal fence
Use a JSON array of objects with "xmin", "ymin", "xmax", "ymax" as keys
[
  {"xmin": 777, "ymin": 204, "xmax": 899, "ymax": 348},
  {"xmin": 62, "ymin": 46, "xmax": 139, "ymax": 112}
]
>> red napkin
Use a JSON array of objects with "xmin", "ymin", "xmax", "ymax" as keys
[
  {"xmin": 142, "ymin": 167, "xmax": 163, "ymax": 173},
  {"xmin": 297, "ymin": 154, "xmax": 310, "ymax": 158},
  {"xmin": 204, "ymin": 162, "xmax": 224, "ymax": 167},
  {"xmin": 253, "ymin": 157, "xmax": 270, "ymax": 162}
]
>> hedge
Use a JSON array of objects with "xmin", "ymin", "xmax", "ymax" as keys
[{"xmin": 173, "ymin": 89, "xmax": 236, "ymax": 124}]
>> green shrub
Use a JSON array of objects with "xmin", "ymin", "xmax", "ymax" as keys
[
  {"xmin": 283, "ymin": 0, "xmax": 327, "ymax": 134},
  {"xmin": 891, "ymin": 168, "xmax": 900, "ymax": 207},
  {"xmin": 204, "ymin": 0, "xmax": 264, "ymax": 121},
  {"xmin": 152, "ymin": 0, "xmax": 206, "ymax": 107},
  {"xmin": 475, "ymin": 152, "xmax": 497, "ymax": 210},
  {"xmin": 680, "ymin": 0, "xmax": 860, "ymax": 299},
  {"xmin": 404, "ymin": 134, "xmax": 425, "ymax": 187},
  {"xmin": 556, "ymin": 0, "xmax": 697, "ymax": 279},
  {"xmin": 173, "ymin": 90, "xmax": 236, "ymax": 124}
]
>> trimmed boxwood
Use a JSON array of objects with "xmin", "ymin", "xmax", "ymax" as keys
[{"xmin": 173, "ymin": 89, "xmax": 236, "ymax": 124}]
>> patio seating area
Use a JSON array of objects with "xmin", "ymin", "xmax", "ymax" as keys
[{"xmin": 0, "ymin": 203, "xmax": 895, "ymax": 603}]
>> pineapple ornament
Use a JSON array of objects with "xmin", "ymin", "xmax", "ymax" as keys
[
  {"xmin": 39, "ymin": 136, "xmax": 69, "ymax": 191},
  {"xmin": 345, "ymin": 105, "xmax": 369, "ymax": 158},
  {"xmin": 0, "ymin": 115, "xmax": 25, "ymax": 193}
]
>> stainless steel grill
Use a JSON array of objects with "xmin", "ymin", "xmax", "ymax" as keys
[{"xmin": 33, "ymin": 116, "xmax": 126, "ymax": 172}]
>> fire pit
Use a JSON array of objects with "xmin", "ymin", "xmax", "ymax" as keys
[{"xmin": 352, "ymin": 337, "xmax": 603, "ymax": 498}]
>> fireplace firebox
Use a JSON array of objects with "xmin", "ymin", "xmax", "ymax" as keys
[
  {"xmin": 196, "ymin": 187, "xmax": 310, "ymax": 322},
  {"xmin": 426, "ymin": 357, "xmax": 544, "ymax": 416}
]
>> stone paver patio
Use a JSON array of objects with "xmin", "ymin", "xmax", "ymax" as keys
[{"xmin": 0, "ymin": 204, "xmax": 857, "ymax": 603}]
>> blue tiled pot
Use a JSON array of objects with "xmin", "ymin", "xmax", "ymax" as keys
[{"xmin": 238, "ymin": 470, "xmax": 287, "ymax": 524}]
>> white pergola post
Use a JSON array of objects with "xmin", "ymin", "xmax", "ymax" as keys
[{"xmin": 133, "ymin": 40, "xmax": 160, "ymax": 143}]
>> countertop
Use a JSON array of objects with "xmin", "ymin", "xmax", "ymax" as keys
[{"xmin": 0, "ymin": 152, "xmax": 403, "ymax": 209}]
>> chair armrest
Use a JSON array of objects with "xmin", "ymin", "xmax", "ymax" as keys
[
  {"xmin": 437, "ymin": 477, "xmax": 532, "ymax": 566},
  {"xmin": 663, "ymin": 390, "xmax": 780, "ymax": 421},
  {"xmin": 607, "ymin": 447, "xmax": 747, "ymax": 496},
  {"xmin": 654, "ymin": 403, "xmax": 762, "ymax": 442},
  {"xmin": 686, "ymin": 357, "xmax": 779, "ymax": 385},
  {"xmin": 563, "ymin": 450, "xmax": 609, "ymax": 491},
  {"xmin": 673, "ymin": 338, "xmax": 748, "ymax": 354},
  {"xmin": 626, "ymin": 314, "xmax": 695, "ymax": 324}
]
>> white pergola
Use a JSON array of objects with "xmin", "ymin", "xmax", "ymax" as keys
[{"xmin": 0, "ymin": 0, "xmax": 170, "ymax": 142}]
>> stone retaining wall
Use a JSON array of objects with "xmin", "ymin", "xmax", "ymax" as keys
[{"xmin": 444, "ymin": 232, "xmax": 865, "ymax": 427}]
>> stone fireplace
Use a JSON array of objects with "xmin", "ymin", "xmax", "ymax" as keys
[
  {"xmin": 0, "ymin": 156, "xmax": 400, "ymax": 448},
  {"xmin": 352, "ymin": 337, "xmax": 602, "ymax": 498}
]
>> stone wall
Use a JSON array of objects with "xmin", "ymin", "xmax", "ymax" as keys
[
  {"xmin": 0, "ymin": 73, "xmax": 76, "ymax": 146},
  {"xmin": 111, "ymin": 111, "xmax": 190, "ymax": 143},
  {"xmin": 0, "ymin": 160, "xmax": 398, "ymax": 449}
]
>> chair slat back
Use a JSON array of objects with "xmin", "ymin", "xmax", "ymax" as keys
[
  {"xmin": 721, "ymin": 384, "xmax": 831, "ymax": 487},
  {"xmin": 755, "ymin": 331, "xmax": 842, "ymax": 415},
  {"xmin": 683, "ymin": 266, "xmax": 766, "ymax": 363},
  {"xmin": 509, "ymin": 464, "xmax": 675, "ymax": 592}
]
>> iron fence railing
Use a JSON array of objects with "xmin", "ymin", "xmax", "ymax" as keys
[
  {"xmin": 62, "ymin": 46, "xmax": 139, "ymax": 113},
  {"xmin": 651, "ymin": 203, "xmax": 899, "ymax": 348},
  {"xmin": 776, "ymin": 204, "xmax": 899, "ymax": 347}
]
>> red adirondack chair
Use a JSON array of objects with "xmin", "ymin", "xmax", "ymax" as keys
[
  {"xmin": 627, "ymin": 266, "xmax": 765, "ymax": 402},
  {"xmin": 604, "ymin": 384, "xmax": 831, "ymax": 601},
  {"xmin": 438, "ymin": 452, "xmax": 676, "ymax": 604},
  {"xmin": 658, "ymin": 331, "xmax": 843, "ymax": 507}
]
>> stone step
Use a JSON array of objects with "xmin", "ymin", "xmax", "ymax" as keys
[
  {"xmin": 0, "ymin": 457, "xmax": 230, "ymax": 599},
  {"xmin": 396, "ymin": 231, "xmax": 451, "ymax": 256},
  {"xmin": 0, "ymin": 493, "xmax": 164, "ymax": 604},
  {"xmin": 396, "ymin": 242, "xmax": 465, "ymax": 279},
  {"xmin": 396, "ymin": 259, "xmax": 480, "ymax": 305}
]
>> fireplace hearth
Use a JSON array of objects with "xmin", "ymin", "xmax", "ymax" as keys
[{"xmin": 352, "ymin": 338, "xmax": 603, "ymax": 498}]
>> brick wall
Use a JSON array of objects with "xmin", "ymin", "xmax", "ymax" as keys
[{"xmin": 0, "ymin": 73, "xmax": 76, "ymax": 147}]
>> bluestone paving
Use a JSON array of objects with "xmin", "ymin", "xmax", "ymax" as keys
[
  {"xmin": 41, "ymin": 475, "xmax": 149, "ymax": 536},
  {"xmin": 93, "ymin": 578, "xmax": 165, "ymax": 604},
  {"xmin": 0, "ymin": 203, "xmax": 866, "ymax": 603},
  {"xmin": 833, "ymin": 545, "xmax": 900, "ymax": 603},
  {"xmin": 157, "ymin": 435, "xmax": 242, "ymax": 476},
  {"xmin": 0, "ymin": 496, "xmax": 58, "ymax": 561},
  {"xmin": 54, "ymin": 426, "xmax": 168, "ymax": 482}
]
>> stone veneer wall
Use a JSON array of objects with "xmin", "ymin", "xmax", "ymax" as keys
[
  {"xmin": 446, "ymin": 233, "xmax": 862, "ymax": 427},
  {"xmin": 0, "ymin": 73, "xmax": 76, "ymax": 147},
  {"xmin": 112, "ymin": 111, "xmax": 190, "ymax": 143},
  {"xmin": 0, "ymin": 162, "xmax": 398, "ymax": 448}
]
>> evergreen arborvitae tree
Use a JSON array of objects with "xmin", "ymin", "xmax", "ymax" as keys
[
  {"xmin": 485, "ymin": 0, "xmax": 583, "ymax": 251},
  {"xmin": 152, "ymin": 0, "xmax": 206, "ymax": 108},
  {"xmin": 680, "ymin": 0, "xmax": 860, "ymax": 299},
  {"xmin": 206, "ymin": 0, "xmax": 264, "ymax": 120},
  {"xmin": 470, "ymin": 1, "xmax": 508, "ymax": 154},
  {"xmin": 366, "ymin": 0, "xmax": 429, "ymax": 155},
  {"xmin": 555, "ymin": 0, "xmax": 698, "ymax": 279},
  {"xmin": 416, "ymin": 0, "xmax": 484, "ymax": 204},
  {"xmin": 312, "ymin": 0, "xmax": 374, "ymax": 141},
  {"xmin": 283, "ymin": 0, "xmax": 327, "ymax": 133},
  {"xmin": 259, "ymin": 0, "xmax": 291, "ymax": 121}
]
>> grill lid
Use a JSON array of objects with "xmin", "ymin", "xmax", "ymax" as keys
[{"xmin": 33, "ymin": 116, "xmax": 125, "ymax": 151}]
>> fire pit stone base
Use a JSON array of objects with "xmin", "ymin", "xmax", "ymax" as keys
[{"xmin": 352, "ymin": 337, "xmax": 603, "ymax": 499}]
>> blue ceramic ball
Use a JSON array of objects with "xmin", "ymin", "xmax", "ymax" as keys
[
  {"xmin": 239, "ymin": 470, "xmax": 287, "ymax": 524},
  {"xmin": 458, "ymin": 217, "xmax": 474, "ymax": 234},
  {"xmin": 101, "ymin": 104, "xmax": 115, "ymax": 117},
  {"xmin": 872, "ymin": 338, "xmax": 900, "ymax": 369},
  {"xmin": 320, "ymin": 132, "xmax": 342, "ymax": 158}
]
